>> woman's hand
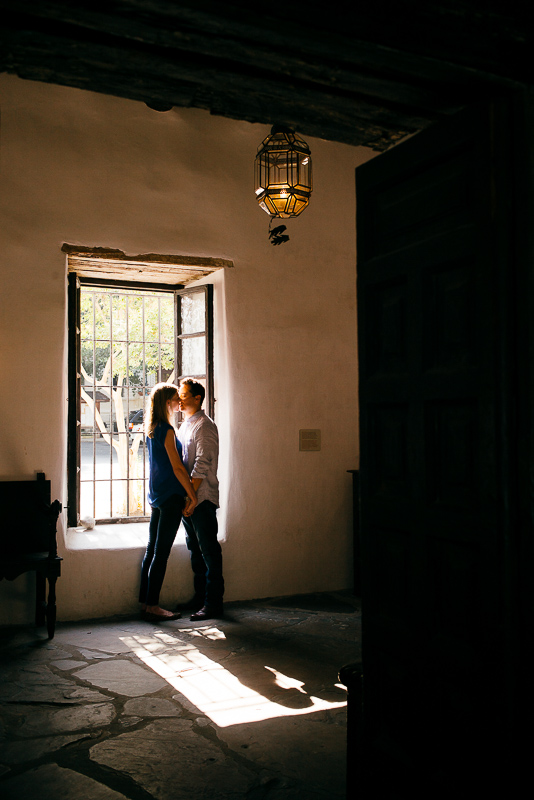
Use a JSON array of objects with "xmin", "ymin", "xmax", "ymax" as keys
[{"xmin": 183, "ymin": 495, "xmax": 198, "ymax": 517}]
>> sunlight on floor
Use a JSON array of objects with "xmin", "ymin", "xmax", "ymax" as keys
[{"xmin": 121, "ymin": 628, "xmax": 347, "ymax": 728}]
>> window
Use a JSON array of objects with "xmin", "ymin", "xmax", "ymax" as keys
[
  {"xmin": 68, "ymin": 277, "xmax": 213, "ymax": 527},
  {"xmin": 177, "ymin": 286, "xmax": 214, "ymax": 419}
]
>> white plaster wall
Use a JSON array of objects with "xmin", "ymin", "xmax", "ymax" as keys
[{"xmin": 0, "ymin": 74, "xmax": 375, "ymax": 624}]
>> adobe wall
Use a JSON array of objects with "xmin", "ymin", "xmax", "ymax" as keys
[{"xmin": 0, "ymin": 74, "xmax": 374, "ymax": 623}]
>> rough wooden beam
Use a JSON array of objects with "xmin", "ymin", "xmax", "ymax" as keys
[
  {"xmin": 0, "ymin": 33, "xmax": 421, "ymax": 149},
  {"xmin": 0, "ymin": 12, "xmax": 433, "ymax": 149},
  {"xmin": 63, "ymin": 245, "xmax": 233, "ymax": 287},
  {"xmin": 1, "ymin": 1, "xmax": 529, "ymax": 150}
]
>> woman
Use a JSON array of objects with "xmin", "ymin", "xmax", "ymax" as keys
[{"xmin": 139, "ymin": 383, "xmax": 197, "ymax": 621}]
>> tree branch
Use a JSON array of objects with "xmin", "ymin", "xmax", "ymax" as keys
[{"xmin": 80, "ymin": 386, "xmax": 119, "ymax": 453}]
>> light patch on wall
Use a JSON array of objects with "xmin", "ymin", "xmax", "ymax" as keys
[{"xmin": 121, "ymin": 631, "xmax": 345, "ymax": 727}]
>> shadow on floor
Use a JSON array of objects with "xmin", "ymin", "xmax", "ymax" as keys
[{"xmin": 0, "ymin": 592, "xmax": 361, "ymax": 800}]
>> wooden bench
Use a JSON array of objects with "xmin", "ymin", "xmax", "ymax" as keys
[{"xmin": 0, "ymin": 473, "xmax": 62, "ymax": 638}]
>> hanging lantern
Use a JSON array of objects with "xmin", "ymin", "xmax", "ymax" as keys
[{"xmin": 254, "ymin": 126, "xmax": 312, "ymax": 218}]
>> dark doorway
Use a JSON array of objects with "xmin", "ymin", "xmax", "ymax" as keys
[{"xmin": 354, "ymin": 97, "xmax": 531, "ymax": 798}]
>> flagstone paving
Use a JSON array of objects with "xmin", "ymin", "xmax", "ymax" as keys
[{"xmin": 0, "ymin": 593, "xmax": 361, "ymax": 800}]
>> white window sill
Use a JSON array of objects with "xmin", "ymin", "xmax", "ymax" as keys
[{"xmin": 66, "ymin": 521, "xmax": 187, "ymax": 551}]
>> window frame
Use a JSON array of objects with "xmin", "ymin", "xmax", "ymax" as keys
[
  {"xmin": 177, "ymin": 284, "xmax": 214, "ymax": 420},
  {"xmin": 67, "ymin": 275, "xmax": 214, "ymax": 527}
]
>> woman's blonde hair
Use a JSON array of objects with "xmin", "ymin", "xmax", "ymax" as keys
[{"xmin": 146, "ymin": 383, "xmax": 178, "ymax": 438}]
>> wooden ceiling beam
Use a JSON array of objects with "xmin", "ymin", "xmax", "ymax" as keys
[{"xmin": 0, "ymin": 1, "xmax": 529, "ymax": 150}]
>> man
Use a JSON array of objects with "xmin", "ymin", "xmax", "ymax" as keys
[{"xmin": 176, "ymin": 378, "xmax": 224, "ymax": 621}]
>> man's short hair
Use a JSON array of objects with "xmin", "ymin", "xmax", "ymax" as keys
[{"xmin": 180, "ymin": 378, "xmax": 205, "ymax": 406}]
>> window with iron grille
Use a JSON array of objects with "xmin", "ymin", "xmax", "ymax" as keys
[{"xmin": 67, "ymin": 277, "xmax": 213, "ymax": 527}]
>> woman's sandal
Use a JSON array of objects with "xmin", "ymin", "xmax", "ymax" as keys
[{"xmin": 141, "ymin": 610, "xmax": 181, "ymax": 622}]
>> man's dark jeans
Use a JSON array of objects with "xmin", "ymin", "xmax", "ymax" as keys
[
  {"xmin": 139, "ymin": 494, "xmax": 185, "ymax": 606},
  {"xmin": 182, "ymin": 500, "xmax": 224, "ymax": 608}
]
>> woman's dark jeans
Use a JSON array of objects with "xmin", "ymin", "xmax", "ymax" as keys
[{"xmin": 139, "ymin": 494, "xmax": 185, "ymax": 606}]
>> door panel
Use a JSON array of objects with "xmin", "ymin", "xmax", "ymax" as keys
[{"xmin": 356, "ymin": 103, "xmax": 511, "ymax": 797}]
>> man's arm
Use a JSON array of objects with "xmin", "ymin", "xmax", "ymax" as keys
[{"xmin": 190, "ymin": 419, "xmax": 218, "ymax": 487}]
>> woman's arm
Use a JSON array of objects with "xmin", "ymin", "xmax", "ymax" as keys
[{"xmin": 164, "ymin": 429, "xmax": 197, "ymax": 515}]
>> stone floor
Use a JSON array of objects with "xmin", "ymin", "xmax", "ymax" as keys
[{"xmin": 0, "ymin": 592, "xmax": 361, "ymax": 800}]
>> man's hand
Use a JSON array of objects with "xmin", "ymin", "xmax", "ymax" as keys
[{"xmin": 183, "ymin": 496, "xmax": 198, "ymax": 517}]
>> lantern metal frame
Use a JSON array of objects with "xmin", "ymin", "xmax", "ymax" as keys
[{"xmin": 254, "ymin": 126, "xmax": 312, "ymax": 218}]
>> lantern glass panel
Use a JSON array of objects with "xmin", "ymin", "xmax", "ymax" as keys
[
  {"xmin": 298, "ymin": 159, "xmax": 312, "ymax": 189},
  {"xmin": 268, "ymin": 152, "xmax": 289, "ymax": 187}
]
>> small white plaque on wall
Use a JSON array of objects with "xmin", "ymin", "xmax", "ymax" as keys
[{"xmin": 299, "ymin": 429, "xmax": 321, "ymax": 451}]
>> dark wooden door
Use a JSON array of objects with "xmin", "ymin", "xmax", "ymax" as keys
[{"xmin": 356, "ymin": 101, "xmax": 521, "ymax": 798}]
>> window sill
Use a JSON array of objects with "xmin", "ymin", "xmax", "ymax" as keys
[{"xmin": 65, "ymin": 521, "xmax": 186, "ymax": 551}]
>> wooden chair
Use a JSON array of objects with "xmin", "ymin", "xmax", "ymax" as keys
[{"xmin": 0, "ymin": 473, "xmax": 62, "ymax": 638}]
